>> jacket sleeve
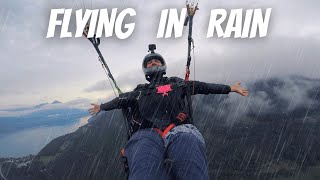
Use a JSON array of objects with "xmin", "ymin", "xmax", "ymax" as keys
[
  {"xmin": 188, "ymin": 81, "xmax": 231, "ymax": 95},
  {"xmin": 100, "ymin": 92, "xmax": 135, "ymax": 111}
]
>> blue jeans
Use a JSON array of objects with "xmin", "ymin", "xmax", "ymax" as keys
[{"xmin": 123, "ymin": 124, "xmax": 209, "ymax": 180}]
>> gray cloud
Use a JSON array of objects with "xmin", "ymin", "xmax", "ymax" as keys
[
  {"xmin": 64, "ymin": 97, "xmax": 92, "ymax": 109},
  {"xmin": 84, "ymin": 80, "xmax": 110, "ymax": 92},
  {"xmin": 192, "ymin": 75, "xmax": 320, "ymax": 128},
  {"xmin": 1, "ymin": 0, "xmax": 320, "ymax": 106},
  {"xmin": 83, "ymin": 35, "xmax": 320, "ymax": 98},
  {"xmin": 83, "ymin": 67, "xmax": 146, "ymax": 93}
]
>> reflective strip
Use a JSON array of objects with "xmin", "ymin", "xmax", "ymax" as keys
[{"xmin": 177, "ymin": 112, "xmax": 187, "ymax": 122}]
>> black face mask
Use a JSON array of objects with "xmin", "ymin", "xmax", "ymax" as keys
[{"xmin": 146, "ymin": 71, "xmax": 166, "ymax": 83}]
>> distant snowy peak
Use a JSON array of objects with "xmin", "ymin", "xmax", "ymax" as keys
[
  {"xmin": 33, "ymin": 100, "xmax": 62, "ymax": 109},
  {"xmin": 51, "ymin": 100, "xmax": 62, "ymax": 104}
]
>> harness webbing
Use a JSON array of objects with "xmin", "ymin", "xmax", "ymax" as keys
[
  {"xmin": 184, "ymin": 1, "xmax": 199, "ymax": 124},
  {"xmin": 184, "ymin": 1, "xmax": 198, "ymax": 82},
  {"xmin": 83, "ymin": 27, "xmax": 122, "ymax": 95}
]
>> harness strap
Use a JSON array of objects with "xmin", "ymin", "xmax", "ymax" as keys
[
  {"xmin": 120, "ymin": 148, "xmax": 129, "ymax": 179},
  {"xmin": 153, "ymin": 123, "xmax": 176, "ymax": 138},
  {"xmin": 120, "ymin": 123, "xmax": 175, "ymax": 158},
  {"xmin": 121, "ymin": 148, "xmax": 125, "ymax": 157}
]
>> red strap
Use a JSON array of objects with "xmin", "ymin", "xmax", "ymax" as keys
[
  {"xmin": 153, "ymin": 123, "xmax": 176, "ymax": 139},
  {"xmin": 161, "ymin": 124, "xmax": 175, "ymax": 138},
  {"xmin": 185, "ymin": 68, "xmax": 190, "ymax": 81},
  {"xmin": 152, "ymin": 128, "xmax": 163, "ymax": 137},
  {"xmin": 121, "ymin": 148, "xmax": 125, "ymax": 157}
]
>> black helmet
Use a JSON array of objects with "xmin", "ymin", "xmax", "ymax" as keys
[{"xmin": 142, "ymin": 44, "xmax": 167, "ymax": 79}]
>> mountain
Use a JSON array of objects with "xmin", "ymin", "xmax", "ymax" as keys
[
  {"xmin": 33, "ymin": 100, "xmax": 61, "ymax": 108},
  {"xmin": 51, "ymin": 100, "xmax": 62, "ymax": 104},
  {"xmin": 1, "ymin": 75, "xmax": 320, "ymax": 180}
]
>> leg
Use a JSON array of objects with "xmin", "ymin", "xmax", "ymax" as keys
[
  {"xmin": 165, "ymin": 125, "xmax": 209, "ymax": 180},
  {"xmin": 124, "ymin": 129, "xmax": 173, "ymax": 180}
]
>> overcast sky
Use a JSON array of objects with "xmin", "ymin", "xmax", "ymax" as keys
[{"xmin": 0, "ymin": 0, "xmax": 319, "ymax": 108}]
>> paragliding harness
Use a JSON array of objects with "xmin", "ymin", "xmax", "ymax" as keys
[
  {"xmin": 83, "ymin": 1, "xmax": 198, "ymax": 178},
  {"xmin": 119, "ymin": 76, "xmax": 193, "ymax": 178}
]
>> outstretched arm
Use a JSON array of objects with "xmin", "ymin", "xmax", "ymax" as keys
[
  {"xmin": 89, "ymin": 91, "xmax": 136, "ymax": 115},
  {"xmin": 189, "ymin": 81, "xmax": 231, "ymax": 95},
  {"xmin": 89, "ymin": 97, "xmax": 121, "ymax": 115},
  {"xmin": 189, "ymin": 80, "xmax": 248, "ymax": 96}
]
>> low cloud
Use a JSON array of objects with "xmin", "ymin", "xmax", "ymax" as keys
[
  {"xmin": 84, "ymin": 81, "xmax": 110, "ymax": 92},
  {"xmin": 192, "ymin": 75, "xmax": 320, "ymax": 127},
  {"xmin": 0, "ymin": 98, "xmax": 91, "ymax": 117}
]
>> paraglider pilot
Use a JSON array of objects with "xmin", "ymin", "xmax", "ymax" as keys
[{"xmin": 89, "ymin": 44, "xmax": 249, "ymax": 180}]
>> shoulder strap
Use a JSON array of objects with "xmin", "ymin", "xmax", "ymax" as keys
[
  {"xmin": 185, "ymin": 81, "xmax": 194, "ymax": 124},
  {"xmin": 168, "ymin": 77, "xmax": 194, "ymax": 124}
]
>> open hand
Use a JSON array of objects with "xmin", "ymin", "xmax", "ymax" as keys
[
  {"xmin": 230, "ymin": 82, "xmax": 249, "ymax": 96},
  {"xmin": 89, "ymin": 103, "xmax": 101, "ymax": 115}
]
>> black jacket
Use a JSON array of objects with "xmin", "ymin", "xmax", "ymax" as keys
[{"xmin": 100, "ymin": 76, "xmax": 230, "ymax": 131}]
